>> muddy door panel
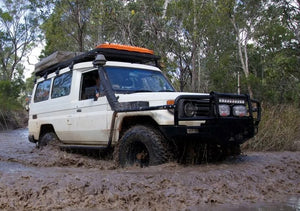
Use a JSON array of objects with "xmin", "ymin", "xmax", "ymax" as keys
[{"xmin": 63, "ymin": 97, "xmax": 112, "ymax": 145}]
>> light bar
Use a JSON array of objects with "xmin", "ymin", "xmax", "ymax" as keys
[{"xmin": 218, "ymin": 98, "xmax": 245, "ymax": 104}]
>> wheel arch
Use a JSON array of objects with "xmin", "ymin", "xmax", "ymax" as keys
[
  {"xmin": 39, "ymin": 124, "xmax": 56, "ymax": 140},
  {"xmin": 116, "ymin": 115, "xmax": 176, "ymax": 154},
  {"xmin": 119, "ymin": 115, "xmax": 159, "ymax": 139}
]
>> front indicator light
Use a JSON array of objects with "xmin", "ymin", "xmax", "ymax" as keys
[
  {"xmin": 233, "ymin": 105, "xmax": 247, "ymax": 117},
  {"xmin": 218, "ymin": 104, "xmax": 230, "ymax": 117},
  {"xmin": 167, "ymin": 100, "xmax": 175, "ymax": 105},
  {"xmin": 167, "ymin": 100, "xmax": 175, "ymax": 114}
]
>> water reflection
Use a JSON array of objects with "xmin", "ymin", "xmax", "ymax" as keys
[
  {"xmin": 195, "ymin": 197, "xmax": 300, "ymax": 211},
  {"xmin": 287, "ymin": 196, "xmax": 300, "ymax": 211}
]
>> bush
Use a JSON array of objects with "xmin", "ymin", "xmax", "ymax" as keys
[
  {"xmin": 0, "ymin": 80, "xmax": 27, "ymax": 130},
  {"xmin": 242, "ymin": 104, "xmax": 300, "ymax": 151},
  {"xmin": 0, "ymin": 110, "xmax": 28, "ymax": 130}
]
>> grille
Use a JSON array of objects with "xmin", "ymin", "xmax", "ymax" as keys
[{"xmin": 193, "ymin": 100, "xmax": 211, "ymax": 117}]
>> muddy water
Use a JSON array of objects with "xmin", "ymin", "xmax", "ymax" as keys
[{"xmin": 0, "ymin": 129, "xmax": 299, "ymax": 210}]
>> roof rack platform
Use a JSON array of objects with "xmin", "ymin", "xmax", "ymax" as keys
[{"xmin": 34, "ymin": 44, "xmax": 160, "ymax": 77}]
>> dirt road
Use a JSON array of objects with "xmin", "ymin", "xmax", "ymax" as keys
[{"xmin": 0, "ymin": 129, "xmax": 299, "ymax": 210}]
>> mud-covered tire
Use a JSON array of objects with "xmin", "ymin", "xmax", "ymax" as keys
[
  {"xmin": 38, "ymin": 132, "xmax": 59, "ymax": 148},
  {"xmin": 223, "ymin": 144, "xmax": 241, "ymax": 156},
  {"xmin": 118, "ymin": 125, "xmax": 168, "ymax": 167}
]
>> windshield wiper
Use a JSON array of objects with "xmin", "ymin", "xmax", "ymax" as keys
[{"xmin": 158, "ymin": 90, "xmax": 174, "ymax": 92}]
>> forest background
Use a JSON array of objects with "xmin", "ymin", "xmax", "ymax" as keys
[{"xmin": 0, "ymin": 0, "xmax": 299, "ymax": 150}]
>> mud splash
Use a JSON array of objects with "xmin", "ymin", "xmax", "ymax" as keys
[{"xmin": 0, "ymin": 129, "xmax": 299, "ymax": 210}]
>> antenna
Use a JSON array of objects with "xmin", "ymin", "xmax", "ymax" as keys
[{"xmin": 237, "ymin": 71, "xmax": 241, "ymax": 94}]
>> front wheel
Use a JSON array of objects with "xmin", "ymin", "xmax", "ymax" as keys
[
  {"xmin": 38, "ymin": 132, "xmax": 59, "ymax": 148},
  {"xmin": 117, "ymin": 126, "xmax": 168, "ymax": 167}
]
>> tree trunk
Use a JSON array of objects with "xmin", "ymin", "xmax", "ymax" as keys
[
  {"xmin": 191, "ymin": 0, "xmax": 199, "ymax": 92},
  {"xmin": 230, "ymin": 15, "xmax": 253, "ymax": 98},
  {"xmin": 162, "ymin": 0, "xmax": 170, "ymax": 19}
]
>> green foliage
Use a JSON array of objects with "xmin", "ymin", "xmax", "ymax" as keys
[
  {"xmin": 263, "ymin": 50, "xmax": 300, "ymax": 104},
  {"xmin": 0, "ymin": 0, "xmax": 42, "ymax": 80},
  {"xmin": 0, "ymin": 0, "xmax": 41, "ymax": 128},
  {"xmin": 38, "ymin": 0, "xmax": 299, "ymax": 104},
  {"xmin": 25, "ymin": 75, "xmax": 35, "ymax": 96},
  {"xmin": 0, "ymin": 0, "xmax": 299, "ymax": 120},
  {"xmin": 0, "ymin": 80, "xmax": 23, "ymax": 110}
]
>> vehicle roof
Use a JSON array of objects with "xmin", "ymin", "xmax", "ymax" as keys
[
  {"xmin": 35, "ymin": 46, "xmax": 160, "ymax": 77},
  {"xmin": 74, "ymin": 61, "xmax": 161, "ymax": 71}
]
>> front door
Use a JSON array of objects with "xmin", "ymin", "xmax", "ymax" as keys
[{"xmin": 64, "ymin": 69, "xmax": 113, "ymax": 145}]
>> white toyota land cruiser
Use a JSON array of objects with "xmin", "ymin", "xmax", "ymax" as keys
[{"xmin": 28, "ymin": 44, "xmax": 261, "ymax": 166}]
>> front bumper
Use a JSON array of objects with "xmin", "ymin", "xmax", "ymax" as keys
[
  {"xmin": 159, "ymin": 118, "xmax": 257, "ymax": 145},
  {"xmin": 160, "ymin": 92, "xmax": 261, "ymax": 145}
]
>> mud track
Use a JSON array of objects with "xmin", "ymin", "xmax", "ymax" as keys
[{"xmin": 0, "ymin": 129, "xmax": 299, "ymax": 210}]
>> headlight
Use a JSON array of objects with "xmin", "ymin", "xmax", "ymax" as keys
[
  {"xmin": 184, "ymin": 102, "xmax": 196, "ymax": 117},
  {"xmin": 218, "ymin": 104, "xmax": 230, "ymax": 117},
  {"xmin": 233, "ymin": 105, "xmax": 247, "ymax": 117}
]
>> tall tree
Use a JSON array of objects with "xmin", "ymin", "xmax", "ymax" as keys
[
  {"xmin": 228, "ymin": 0, "xmax": 263, "ymax": 98},
  {"xmin": 165, "ymin": 0, "xmax": 202, "ymax": 92},
  {"xmin": 38, "ymin": 0, "xmax": 300, "ymax": 104},
  {"xmin": 41, "ymin": 0, "xmax": 92, "ymax": 56},
  {"xmin": 254, "ymin": 1, "xmax": 300, "ymax": 104},
  {"xmin": 0, "ymin": 0, "xmax": 41, "ymax": 81},
  {"xmin": 280, "ymin": 0, "xmax": 300, "ymax": 43}
]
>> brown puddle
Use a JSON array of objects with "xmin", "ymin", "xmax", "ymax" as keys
[{"xmin": 0, "ymin": 128, "xmax": 299, "ymax": 210}]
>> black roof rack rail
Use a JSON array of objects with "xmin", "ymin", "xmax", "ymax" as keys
[{"xmin": 35, "ymin": 47, "xmax": 161, "ymax": 77}]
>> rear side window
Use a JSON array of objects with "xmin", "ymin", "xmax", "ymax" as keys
[
  {"xmin": 34, "ymin": 79, "xmax": 51, "ymax": 103},
  {"xmin": 51, "ymin": 72, "xmax": 72, "ymax": 99}
]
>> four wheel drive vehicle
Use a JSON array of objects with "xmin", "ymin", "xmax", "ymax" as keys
[{"xmin": 28, "ymin": 44, "xmax": 261, "ymax": 167}]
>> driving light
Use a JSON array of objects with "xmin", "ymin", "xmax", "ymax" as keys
[
  {"xmin": 233, "ymin": 105, "xmax": 247, "ymax": 117},
  {"xmin": 218, "ymin": 104, "xmax": 230, "ymax": 117},
  {"xmin": 184, "ymin": 102, "xmax": 196, "ymax": 117}
]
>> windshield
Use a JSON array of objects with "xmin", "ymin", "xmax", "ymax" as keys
[{"xmin": 105, "ymin": 66, "xmax": 175, "ymax": 93}]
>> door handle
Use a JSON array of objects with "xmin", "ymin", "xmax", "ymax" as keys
[{"xmin": 76, "ymin": 108, "xmax": 82, "ymax": 112}]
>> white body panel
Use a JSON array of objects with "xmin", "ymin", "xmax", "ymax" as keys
[{"xmin": 28, "ymin": 61, "xmax": 208, "ymax": 146}]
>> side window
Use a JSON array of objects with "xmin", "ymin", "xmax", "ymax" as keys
[
  {"xmin": 80, "ymin": 70, "xmax": 103, "ymax": 100},
  {"xmin": 51, "ymin": 71, "xmax": 72, "ymax": 99},
  {"xmin": 34, "ymin": 79, "xmax": 51, "ymax": 103}
]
